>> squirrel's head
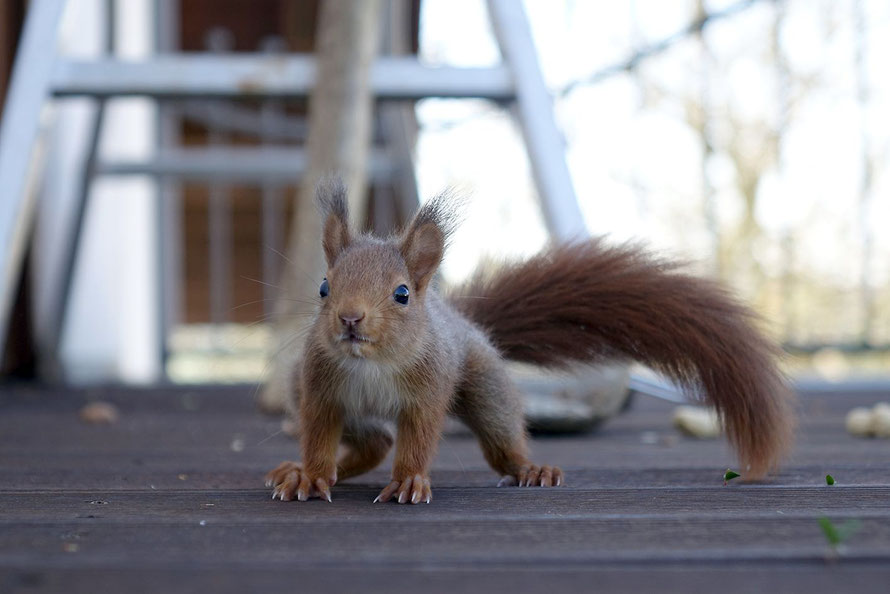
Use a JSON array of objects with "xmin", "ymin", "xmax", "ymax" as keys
[{"xmin": 312, "ymin": 179, "xmax": 456, "ymax": 363}]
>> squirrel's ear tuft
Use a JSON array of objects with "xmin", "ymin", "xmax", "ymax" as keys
[
  {"xmin": 317, "ymin": 176, "xmax": 351, "ymax": 266},
  {"xmin": 400, "ymin": 191, "xmax": 461, "ymax": 291}
]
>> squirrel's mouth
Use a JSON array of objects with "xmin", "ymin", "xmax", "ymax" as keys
[
  {"xmin": 340, "ymin": 330, "xmax": 371, "ymax": 345},
  {"xmin": 337, "ymin": 330, "xmax": 373, "ymax": 359}
]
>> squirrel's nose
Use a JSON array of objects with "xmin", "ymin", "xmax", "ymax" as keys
[{"xmin": 339, "ymin": 312, "xmax": 365, "ymax": 327}]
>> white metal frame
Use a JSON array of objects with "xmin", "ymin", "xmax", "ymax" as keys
[
  {"xmin": 486, "ymin": 0, "xmax": 588, "ymax": 240},
  {"xmin": 51, "ymin": 56, "xmax": 517, "ymax": 101},
  {"xmin": 0, "ymin": 0, "xmax": 66, "ymax": 356}
]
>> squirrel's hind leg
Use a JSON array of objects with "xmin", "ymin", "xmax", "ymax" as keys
[
  {"xmin": 454, "ymin": 344, "xmax": 565, "ymax": 488},
  {"xmin": 337, "ymin": 421, "xmax": 394, "ymax": 481}
]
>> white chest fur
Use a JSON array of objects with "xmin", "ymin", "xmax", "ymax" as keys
[{"xmin": 336, "ymin": 359, "xmax": 404, "ymax": 420}]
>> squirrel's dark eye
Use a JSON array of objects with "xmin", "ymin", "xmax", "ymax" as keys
[
  {"xmin": 319, "ymin": 278, "xmax": 329, "ymax": 299},
  {"xmin": 393, "ymin": 284, "xmax": 409, "ymax": 305}
]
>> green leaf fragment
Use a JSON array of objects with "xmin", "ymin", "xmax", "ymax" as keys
[
  {"xmin": 819, "ymin": 517, "xmax": 841, "ymax": 546},
  {"xmin": 826, "ymin": 474, "xmax": 835, "ymax": 485},
  {"xmin": 723, "ymin": 469, "xmax": 740, "ymax": 483},
  {"xmin": 819, "ymin": 517, "xmax": 862, "ymax": 547}
]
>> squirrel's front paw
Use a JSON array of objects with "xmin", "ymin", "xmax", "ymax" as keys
[
  {"xmin": 497, "ymin": 464, "xmax": 564, "ymax": 487},
  {"xmin": 374, "ymin": 473, "xmax": 432, "ymax": 504},
  {"xmin": 265, "ymin": 460, "xmax": 335, "ymax": 502}
]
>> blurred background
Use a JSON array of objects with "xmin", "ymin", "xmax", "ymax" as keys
[{"xmin": 1, "ymin": 0, "xmax": 888, "ymax": 389}]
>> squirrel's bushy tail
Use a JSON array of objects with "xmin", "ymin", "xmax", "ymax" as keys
[{"xmin": 451, "ymin": 241, "xmax": 794, "ymax": 478}]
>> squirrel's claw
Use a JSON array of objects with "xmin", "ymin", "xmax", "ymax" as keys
[
  {"xmin": 505, "ymin": 464, "xmax": 564, "ymax": 488},
  {"xmin": 375, "ymin": 474, "xmax": 432, "ymax": 505},
  {"xmin": 375, "ymin": 480, "xmax": 401, "ymax": 503},
  {"xmin": 497, "ymin": 475, "xmax": 517, "ymax": 488},
  {"xmin": 265, "ymin": 460, "xmax": 334, "ymax": 502},
  {"xmin": 314, "ymin": 478, "xmax": 332, "ymax": 502}
]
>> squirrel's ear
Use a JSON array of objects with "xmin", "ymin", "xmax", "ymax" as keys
[
  {"xmin": 400, "ymin": 193, "xmax": 457, "ymax": 291},
  {"xmin": 317, "ymin": 177, "xmax": 351, "ymax": 266},
  {"xmin": 400, "ymin": 222, "xmax": 444, "ymax": 291}
]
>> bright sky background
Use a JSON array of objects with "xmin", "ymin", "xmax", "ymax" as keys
[{"xmin": 412, "ymin": 0, "xmax": 890, "ymax": 321}]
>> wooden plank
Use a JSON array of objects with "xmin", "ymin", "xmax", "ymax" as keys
[
  {"xmin": 1, "ymin": 464, "xmax": 888, "ymax": 492},
  {"xmin": 3, "ymin": 430, "xmax": 888, "ymax": 478},
  {"xmin": 2, "ymin": 516, "xmax": 889, "ymax": 566},
  {"xmin": 2, "ymin": 565, "xmax": 890, "ymax": 594},
  {"xmin": 1, "ymin": 385, "xmax": 888, "ymax": 484},
  {"xmin": 1, "ymin": 487, "xmax": 889, "ymax": 523}
]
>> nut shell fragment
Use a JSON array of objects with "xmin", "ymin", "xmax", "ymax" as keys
[
  {"xmin": 872, "ymin": 403, "xmax": 890, "ymax": 438},
  {"xmin": 845, "ymin": 403, "xmax": 890, "ymax": 438},
  {"xmin": 845, "ymin": 407, "xmax": 874, "ymax": 437},
  {"xmin": 79, "ymin": 401, "xmax": 120, "ymax": 424}
]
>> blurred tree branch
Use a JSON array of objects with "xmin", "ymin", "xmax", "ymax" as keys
[
  {"xmin": 559, "ymin": 0, "xmax": 771, "ymax": 98},
  {"xmin": 259, "ymin": 0, "xmax": 383, "ymax": 413}
]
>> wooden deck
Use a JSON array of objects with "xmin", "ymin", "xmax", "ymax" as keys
[{"xmin": 1, "ymin": 383, "xmax": 889, "ymax": 593}]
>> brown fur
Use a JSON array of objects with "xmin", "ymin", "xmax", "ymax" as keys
[
  {"xmin": 266, "ymin": 184, "xmax": 794, "ymax": 504},
  {"xmin": 452, "ymin": 241, "xmax": 795, "ymax": 478}
]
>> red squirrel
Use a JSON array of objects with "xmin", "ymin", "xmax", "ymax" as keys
[{"xmin": 266, "ymin": 180, "xmax": 794, "ymax": 504}]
